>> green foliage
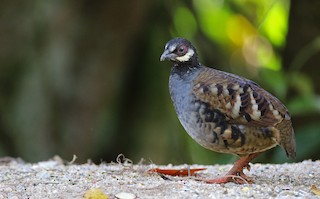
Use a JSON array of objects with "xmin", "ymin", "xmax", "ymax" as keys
[
  {"xmin": 259, "ymin": 0, "xmax": 289, "ymax": 47},
  {"xmin": 193, "ymin": 0, "xmax": 232, "ymax": 45},
  {"xmin": 173, "ymin": 7, "xmax": 197, "ymax": 38}
]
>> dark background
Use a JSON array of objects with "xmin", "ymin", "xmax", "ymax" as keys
[{"xmin": 0, "ymin": 0, "xmax": 319, "ymax": 164}]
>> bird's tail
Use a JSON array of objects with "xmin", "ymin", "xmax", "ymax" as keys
[{"xmin": 277, "ymin": 120, "xmax": 296, "ymax": 159}]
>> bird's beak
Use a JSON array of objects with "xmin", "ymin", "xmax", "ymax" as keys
[{"xmin": 160, "ymin": 49, "xmax": 175, "ymax": 61}]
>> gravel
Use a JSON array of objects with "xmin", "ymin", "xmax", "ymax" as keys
[{"xmin": 0, "ymin": 156, "xmax": 319, "ymax": 198}]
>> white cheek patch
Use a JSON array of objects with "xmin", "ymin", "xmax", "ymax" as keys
[{"xmin": 176, "ymin": 49, "xmax": 195, "ymax": 62}]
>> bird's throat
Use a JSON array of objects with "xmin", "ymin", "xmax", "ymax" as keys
[{"xmin": 171, "ymin": 62, "xmax": 201, "ymax": 79}]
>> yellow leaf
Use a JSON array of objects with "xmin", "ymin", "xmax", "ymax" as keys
[
  {"xmin": 311, "ymin": 185, "xmax": 320, "ymax": 195},
  {"xmin": 84, "ymin": 188, "xmax": 109, "ymax": 199}
]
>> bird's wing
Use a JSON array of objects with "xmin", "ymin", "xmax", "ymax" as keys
[{"xmin": 192, "ymin": 67, "xmax": 291, "ymax": 127}]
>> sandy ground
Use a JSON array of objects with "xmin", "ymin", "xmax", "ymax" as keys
[{"xmin": 0, "ymin": 156, "xmax": 319, "ymax": 199}]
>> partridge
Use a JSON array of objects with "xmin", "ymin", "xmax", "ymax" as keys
[{"xmin": 160, "ymin": 38, "xmax": 296, "ymax": 184}]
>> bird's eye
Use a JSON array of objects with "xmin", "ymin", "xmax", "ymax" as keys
[{"xmin": 176, "ymin": 45, "xmax": 188, "ymax": 56}]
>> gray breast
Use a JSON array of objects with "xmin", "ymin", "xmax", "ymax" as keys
[
  {"xmin": 169, "ymin": 66, "xmax": 215, "ymax": 148},
  {"xmin": 169, "ymin": 67, "xmax": 200, "ymax": 119}
]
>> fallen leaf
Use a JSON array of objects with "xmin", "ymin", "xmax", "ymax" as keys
[
  {"xmin": 148, "ymin": 167, "xmax": 206, "ymax": 176},
  {"xmin": 311, "ymin": 185, "xmax": 320, "ymax": 195},
  {"xmin": 84, "ymin": 188, "xmax": 109, "ymax": 199}
]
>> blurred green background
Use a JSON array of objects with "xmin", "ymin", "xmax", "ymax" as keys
[{"xmin": 0, "ymin": 0, "xmax": 319, "ymax": 164}]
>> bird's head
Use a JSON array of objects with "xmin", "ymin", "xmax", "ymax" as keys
[{"xmin": 160, "ymin": 38, "xmax": 198, "ymax": 64}]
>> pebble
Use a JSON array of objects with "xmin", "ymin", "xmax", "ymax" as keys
[{"xmin": 115, "ymin": 192, "xmax": 136, "ymax": 199}]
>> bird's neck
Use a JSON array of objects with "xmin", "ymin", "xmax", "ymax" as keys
[{"xmin": 171, "ymin": 60, "xmax": 202, "ymax": 78}]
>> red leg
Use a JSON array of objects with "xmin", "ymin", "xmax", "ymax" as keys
[{"xmin": 201, "ymin": 153, "xmax": 260, "ymax": 184}]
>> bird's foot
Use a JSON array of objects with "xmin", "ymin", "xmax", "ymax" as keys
[
  {"xmin": 197, "ymin": 153, "xmax": 259, "ymax": 184},
  {"xmin": 199, "ymin": 170, "xmax": 253, "ymax": 184}
]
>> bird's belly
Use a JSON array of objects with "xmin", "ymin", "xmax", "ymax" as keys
[
  {"xmin": 179, "ymin": 110, "xmax": 213, "ymax": 147},
  {"xmin": 172, "ymin": 94, "xmax": 222, "ymax": 151},
  {"xmin": 172, "ymin": 94, "xmax": 278, "ymax": 155},
  {"xmin": 178, "ymin": 107, "xmax": 278, "ymax": 155}
]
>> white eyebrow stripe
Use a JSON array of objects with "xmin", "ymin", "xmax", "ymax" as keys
[{"xmin": 169, "ymin": 45, "xmax": 176, "ymax": 52}]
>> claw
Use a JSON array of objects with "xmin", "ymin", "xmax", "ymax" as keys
[
  {"xmin": 198, "ymin": 171, "xmax": 253, "ymax": 184},
  {"xmin": 244, "ymin": 163, "xmax": 251, "ymax": 171},
  {"xmin": 197, "ymin": 153, "xmax": 260, "ymax": 184}
]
